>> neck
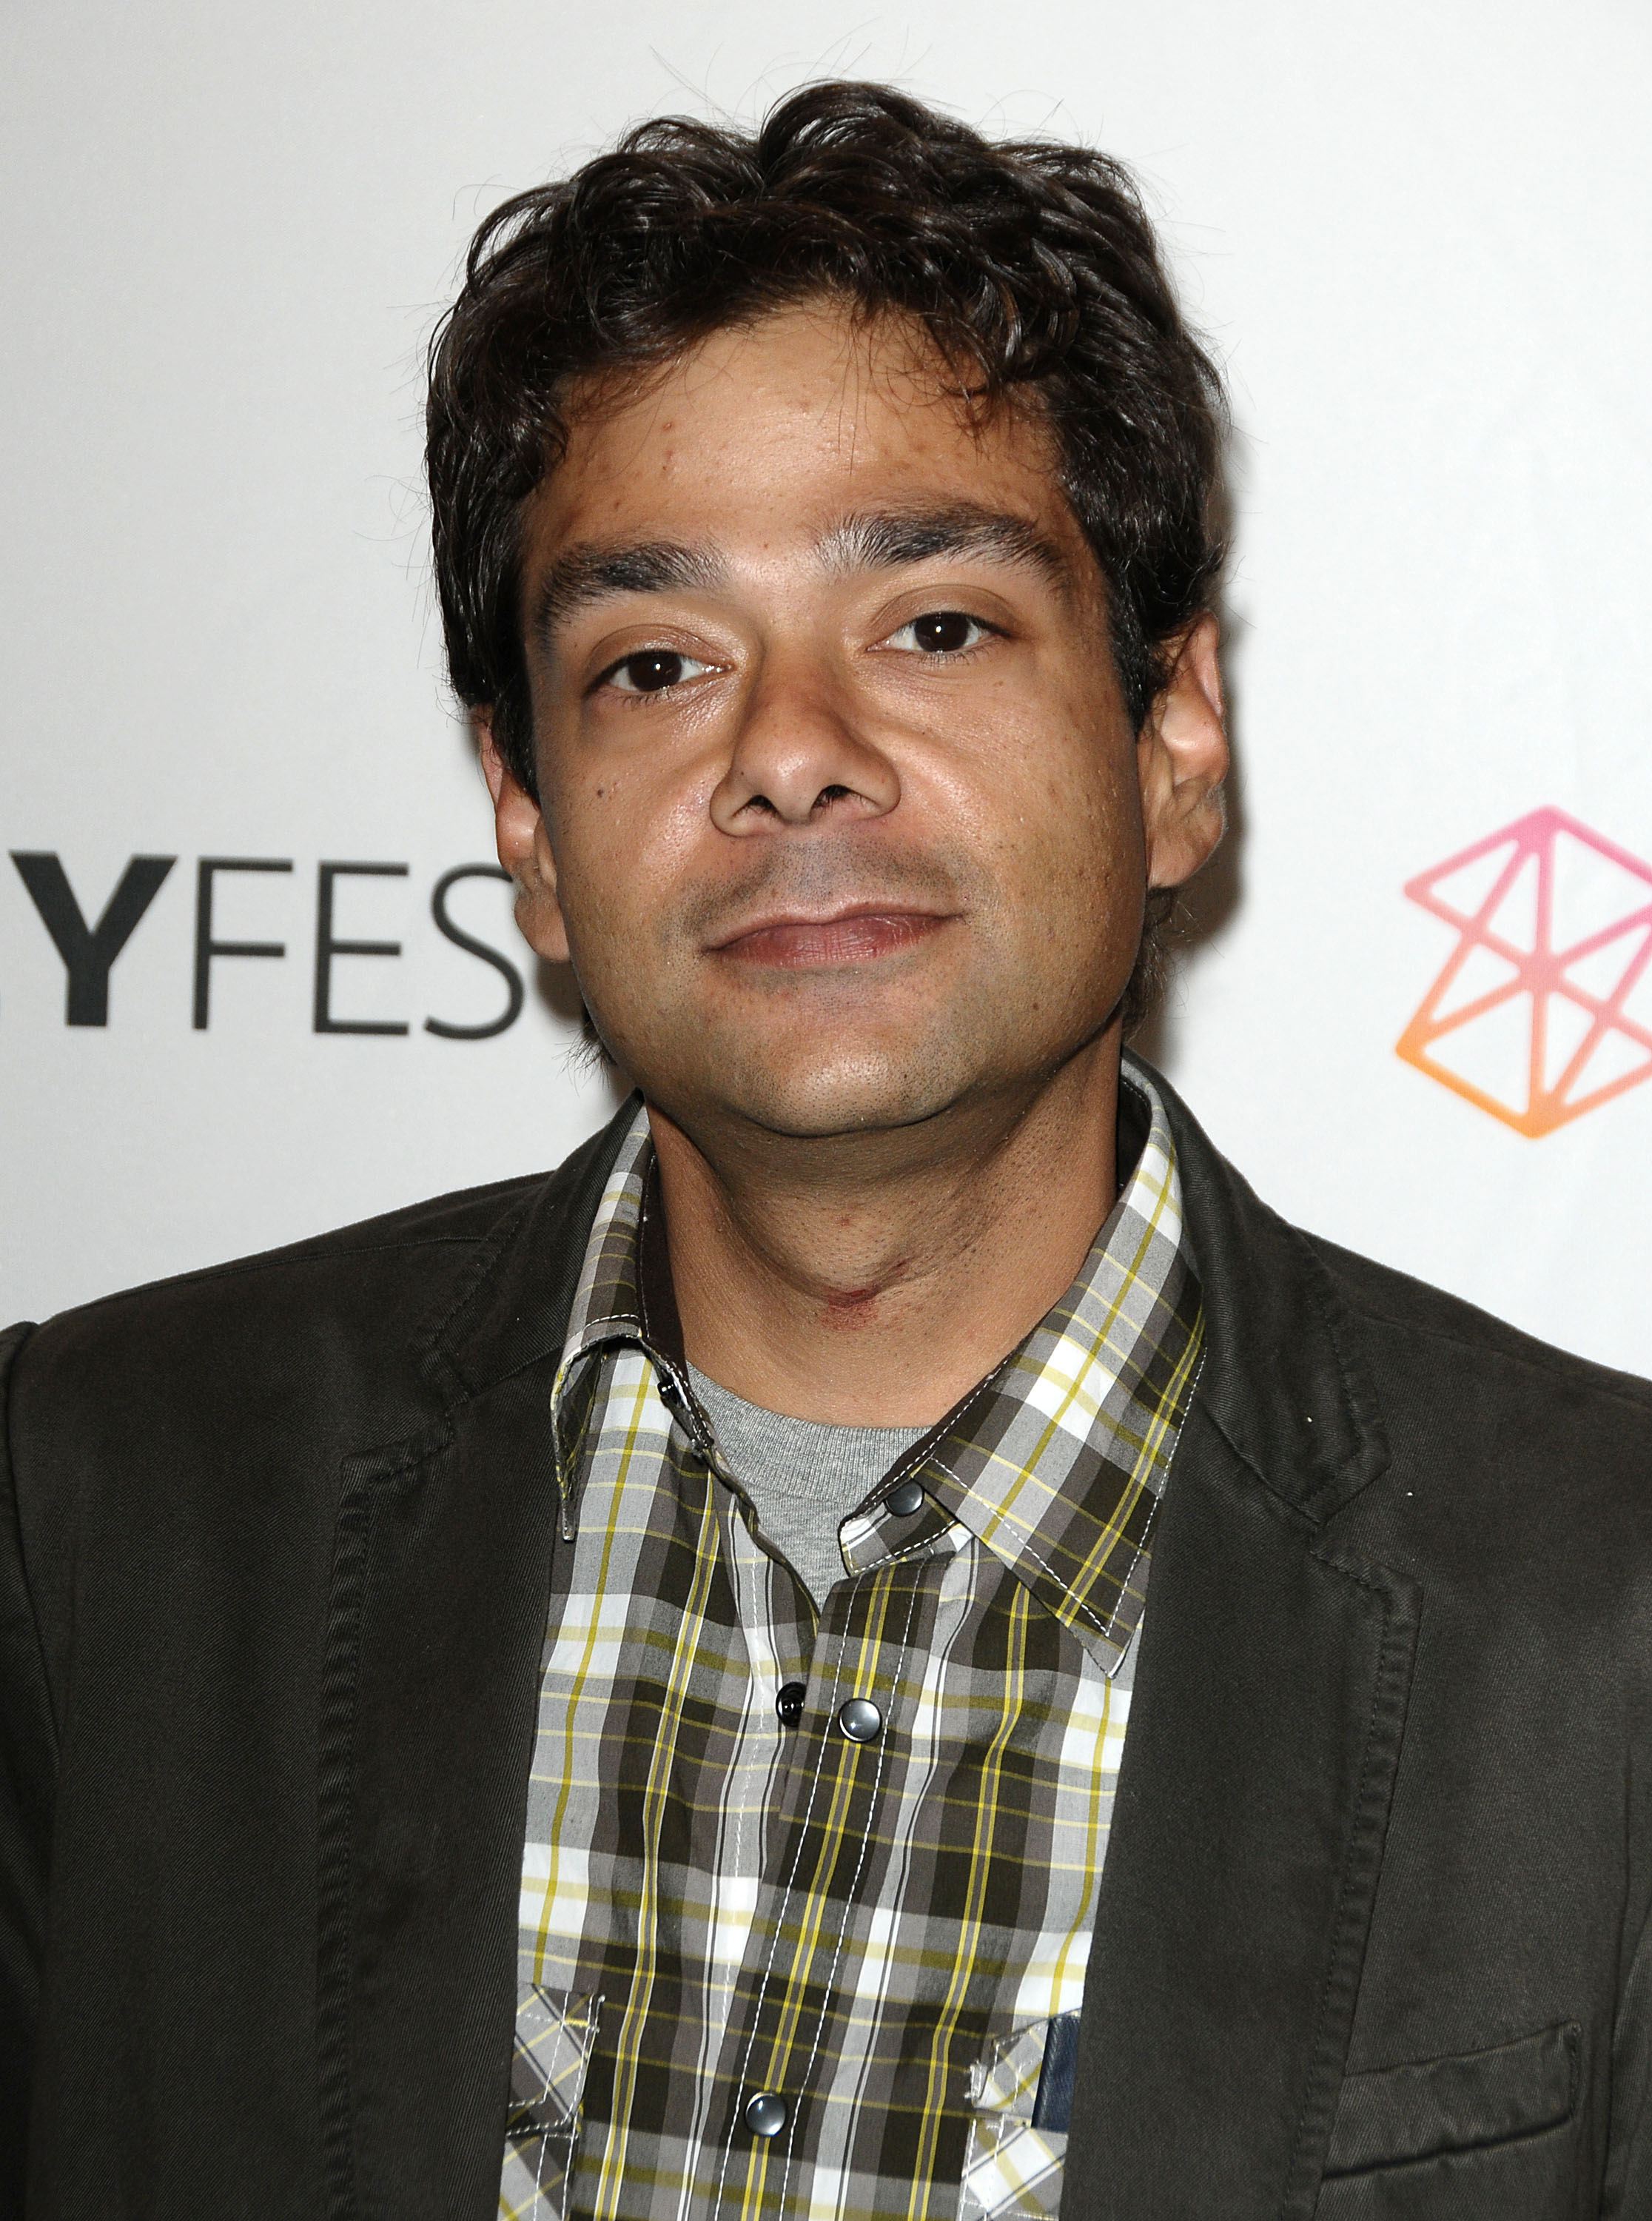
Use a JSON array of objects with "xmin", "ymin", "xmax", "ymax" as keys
[{"xmin": 648, "ymin": 1032, "xmax": 1124, "ymax": 1425}]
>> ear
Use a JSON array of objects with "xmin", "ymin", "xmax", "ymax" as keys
[
  {"xmin": 475, "ymin": 708, "xmax": 571, "ymax": 965},
  {"xmin": 1136, "ymin": 615, "xmax": 1229, "ymax": 891}
]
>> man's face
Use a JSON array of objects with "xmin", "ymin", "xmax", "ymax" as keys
[{"xmin": 498, "ymin": 302, "xmax": 1223, "ymax": 1145}]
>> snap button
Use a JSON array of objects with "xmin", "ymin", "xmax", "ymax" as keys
[
  {"xmin": 775, "ymin": 1681, "xmax": 806, "ymax": 1726},
  {"xmin": 886, "ymin": 1478, "xmax": 924, "ymax": 1517},
  {"xmin": 745, "ymin": 2091, "xmax": 788, "ymax": 2137},
  {"xmin": 837, "ymin": 1697, "xmax": 882, "ymax": 1743}
]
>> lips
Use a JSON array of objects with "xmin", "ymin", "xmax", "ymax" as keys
[{"xmin": 711, "ymin": 906, "xmax": 952, "ymax": 968}]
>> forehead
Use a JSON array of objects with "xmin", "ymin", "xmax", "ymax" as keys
[{"xmin": 525, "ymin": 303, "xmax": 1079, "ymax": 564}]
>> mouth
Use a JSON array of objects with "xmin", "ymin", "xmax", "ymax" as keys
[{"xmin": 708, "ymin": 902, "xmax": 956, "ymax": 968}]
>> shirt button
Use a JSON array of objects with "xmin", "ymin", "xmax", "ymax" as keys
[
  {"xmin": 775, "ymin": 1681, "xmax": 806, "ymax": 1726},
  {"xmin": 887, "ymin": 1478, "xmax": 925, "ymax": 1517},
  {"xmin": 745, "ymin": 2091, "xmax": 788, "ymax": 2137},
  {"xmin": 837, "ymin": 1697, "xmax": 882, "ymax": 1743}
]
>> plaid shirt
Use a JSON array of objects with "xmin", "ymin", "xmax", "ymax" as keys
[{"xmin": 500, "ymin": 1067, "xmax": 1203, "ymax": 2221}]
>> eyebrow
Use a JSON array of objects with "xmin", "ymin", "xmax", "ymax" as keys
[
  {"xmin": 819, "ymin": 506, "xmax": 1074, "ymax": 592},
  {"xmin": 532, "ymin": 541, "xmax": 728, "ymax": 643},
  {"xmin": 531, "ymin": 502, "xmax": 1074, "ymax": 644}
]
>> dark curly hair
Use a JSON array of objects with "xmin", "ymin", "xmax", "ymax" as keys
[{"xmin": 426, "ymin": 80, "xmax": 1227, "ymax": 1028}]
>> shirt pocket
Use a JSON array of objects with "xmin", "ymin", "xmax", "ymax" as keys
[
  {"xmin": 958, "ymin": 2013, "xmax": 1079, "ymax": 2221},
  {"xmin": 1314, "ymin": 2022, "xmax": 1580, "ymax": 2220},
  {"xmin": 500, "ymin": 1987, "xmax": 602, "ymax": 2220}
]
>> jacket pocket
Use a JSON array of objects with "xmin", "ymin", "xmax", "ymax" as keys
[{"xmin": 1323, "ymin": 2021, "xmax": 1579, "ymax": 2178}]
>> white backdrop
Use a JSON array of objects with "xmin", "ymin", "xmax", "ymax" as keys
[{"xmin": 4, "ymin": 0, "xmax": 1650, "ymax": 1378}]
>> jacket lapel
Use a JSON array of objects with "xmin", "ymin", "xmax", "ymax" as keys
[
  {"xmin": 315, "ymin": 1108, "xmax": 637, "ymax": 2221},
  {"xmin": 1061, "ymin": 1061, "xmax": 1421, "ymax": 2220},
  {"xmin": 1065, "ymin": 1404, "xmax": 1418, "ymax": 2218}
]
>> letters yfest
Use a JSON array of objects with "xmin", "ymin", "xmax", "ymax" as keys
[{"xmin": 7, "ymin": 849, "xmax": 524, "ymax": 1036}]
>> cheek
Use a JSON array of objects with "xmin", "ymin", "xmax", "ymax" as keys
[
  {"xmin": 973, "ymin": 716, "xmax": 1142, "ymax": 899},
  {"xmin": 551, "ymin": 766, "xmax": 706, "ymax": 951}
]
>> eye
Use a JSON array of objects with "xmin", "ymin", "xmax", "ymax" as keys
[
  {"xmin": 884, "ymin": 610, "xmax": 993, "ymax": 656},
  {"xmin": 600, "ymin": 649, "xmax": 713, "ymax": 695}
]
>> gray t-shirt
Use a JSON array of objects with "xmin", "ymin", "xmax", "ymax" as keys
[{"xmin": 687, "ymin": 1365, "xmax": 927, "ymax": 1608}]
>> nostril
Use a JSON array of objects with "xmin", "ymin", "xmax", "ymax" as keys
[{"xmin": 813, "ymin": 784, "xmax": 852, "ymax": 812}]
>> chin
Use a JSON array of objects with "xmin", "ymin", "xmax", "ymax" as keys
[
  {"xmin": 690, "ymin": 1040, "xmax": 971, "ymax": 1142},
  {"xmin": 604, "ymin": 978, "xmax": 1112, "ymax": 1143}
]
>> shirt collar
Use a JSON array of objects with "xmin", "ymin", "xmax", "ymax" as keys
[
  {"xmin": 551, "ymin": 1073, "xmax": 1203, "ymax": 1671},
  {"xmin": 555, "ymin": 1097, "xmax": 655, "ymax": 1363},
  {"xmin": 839, "ymin": 1067, "xmax": 1203, "ymax": 1672}
]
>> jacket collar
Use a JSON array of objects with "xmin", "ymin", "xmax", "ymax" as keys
[
  {"xmin": 1127, "ymin": 1050, "xmax": 1391, "ymax": 1523},
  {"xmin": 420, "ymin": 1099, "xmax": 641, "ymax": 1405}
]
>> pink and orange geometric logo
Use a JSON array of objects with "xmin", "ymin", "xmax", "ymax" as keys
[{"xmin": 1397, "ymin": 807, "xmax": 1652, "ymax": 1136}]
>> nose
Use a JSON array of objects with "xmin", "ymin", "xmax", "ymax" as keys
[{"xmin": 708, "ymin": 653, "xmax": 900, "ymax": 834}]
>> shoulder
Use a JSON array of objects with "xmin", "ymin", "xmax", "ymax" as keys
[
  {"xmin": 4, "ymin": 1106, "xmax": 631, "ymax": 1464},
  {"xmin": 1146, "ymin": 1048, "xmax": 1643, "ymax": 1448},
  {"xmin": 1142, "ymin": 1051, "xmax": 1650, "ymax": 1471},
  {"xmin": 1293, "ymin": 1232, "xmax": 1652, "ymax": 1647},
  {"xmin": 1308, "ymin": 1228, "xmax": 1650, "ymax": 1444},
  {"xmin": 1146, "ymin": 1049, "xmax": 1651, "ymax": 1617},
  {"xmin": 1, "ymin": 1113, "xmax": 631, "ymax": 1686},
  {"xmin": 8, "ymin": 1171, "xmax": 539, "ymax": 1407}
]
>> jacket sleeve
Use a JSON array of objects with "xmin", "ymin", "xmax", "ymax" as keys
[{"xmin": 0, "ymin": 1322, "xmax": 56, "ymax": 2212}]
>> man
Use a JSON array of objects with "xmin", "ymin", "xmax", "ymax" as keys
[{"xmin": 2, "ymin": 81, "xmax": 1649, "ymax": 2221}]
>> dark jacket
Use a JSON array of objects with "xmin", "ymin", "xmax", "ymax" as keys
[{"xmin": 2, "ymin": 1062, "xmax": 1650, "ymax": 2220}]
